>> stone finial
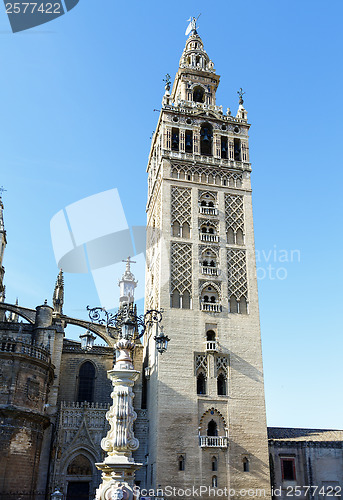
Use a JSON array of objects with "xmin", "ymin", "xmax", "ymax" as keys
[{"xmin": 53, "ymin": 269, "xmax": 64, "ymax": 314}]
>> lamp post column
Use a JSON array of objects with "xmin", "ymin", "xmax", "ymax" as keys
[{"xmin": 95, "ymin": 336, "xmax": 142, "ymax": 500}]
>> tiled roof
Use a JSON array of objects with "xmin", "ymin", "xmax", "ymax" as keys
[{"xmin": 268, "ymin": 427, "xmax": 343, "ymax": 442}]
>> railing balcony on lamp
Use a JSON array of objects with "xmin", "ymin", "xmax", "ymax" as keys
[
  {"xmin": 200, "ymin": 233, "xmax": 219, "ymax": 243},
  {"xmin": 200, "ymin": 302, "xmax": 221, "ymax": 313},
  {"xmin": 199, "ymin": 206, "xmax": 218, "ymax": 216},
  {"xmin": 199, "ymin": 436, "xmax": 228, "ymax": 448}
]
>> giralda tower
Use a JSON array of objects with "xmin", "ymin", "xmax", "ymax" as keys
[{"xmin": 143, "ymin": 22, "xmax": 271, "ymax": 499}]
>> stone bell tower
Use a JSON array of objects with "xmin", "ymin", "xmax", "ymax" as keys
[{"xmin": 144, "ymin": 21, "xmax": 270, "ymax": 499}]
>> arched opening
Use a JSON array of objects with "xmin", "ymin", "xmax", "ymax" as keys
[
  {"xmin": 77, "ymin": 362, "xmax": 95, "ymax": 403},
  {"xmin": 200, "ymin": 123, "xmax": 213, "ymax": 156},
  {"xmin": 178, "ymin": 455, "xmax": 185, "ymax": 471},
  {"xmin": 227, "ymin": 228, "xmax": 235, "ymax": 244},
  {"xmin": 172, "ymin": 128, "xmax": 179, "ymax": 151},
  {"xmin": 197, "ymin": 372, "xmax": 206, "ymax": 395},
  {"xmin": 212, "ymin": 456, "xmax": 218, "ymax": 472},
  {"xmin": 193, "ymin": 86, "xmax": 205, "ymax": 103},
  {"xmin": 182, "ymin": 222, "xmax": 190, "ymax": 239},
  {"xmin": 171, "ymin": 290, "xmax": 180, "ymax": 309},
  {"xmin": 206, "ymin": 330, "xmax": 215, "ymax": 341},
  {"xmin": 66, "ymin": 455, "xmax": 92, "ymax": 500},
  {"xmin": 236, "ymin": 228, "xmax": 244, "ymax": 245},
  {"xmin": 217, "ymin": 373, "xmax": 227, "ymax": 396},
  {"xmin": 172, "ymin": 221, "xmax": 180, "ymax": 237},
  {"xmin": 234, "ymin": 138, "xmax": 241, "ymax": 161},
  {"xmin": 207, "ymin": 420, "xmax": 218, "ymax": 436},
  {"xmin": 185, "ymin": 131, "xmax": 193, "ymax": 152},
  {"xmin": 212, "ymin": 476, "xmax": 218, "ymax": 488},
  {"xmin": 182, "ymin": 290, "xmax": 191, "ymax": 309},
  {"xmin": 243, "ymin": 457, "xmax": 250, "ymax": 472},
  {"xmin": 221, "ymin": 136, "xmax": 228, "ymax": 159},
  {"xmin": 240, "ymin": 297, "xmax": 247, "ymax": 314},
  {"xmin": 229, "ymin": 296, "xmax": 238, "ymax": 314}
]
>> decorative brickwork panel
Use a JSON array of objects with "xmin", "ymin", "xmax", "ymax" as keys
[
  {"xmin": 216, "ymin": 356, "xmax": 228, "ymax": 376},
  {"xmin": 171, "ymin": 186, "xmax": 191, "ymax": 225},
  {"xmin": 170, "ymin": 242, "xmax": 192, "ymax": 295},
  {"xmin": 171, "ymin": 163, "xmax": 243, "ymax": 187},
  {"xmin": 146, "ymin": 188, "xmax": 162, "ymax": 310},
  {"xmin": 225, "ymin": 194, "xmax": 244, "ymax": 234},
  {"xmin": 227, "ymin": 249, "xmax": 248, "ymax": 300},
  {"xmin": 195, "ymin": 354, "xmax": 208, "ymax": 374}
]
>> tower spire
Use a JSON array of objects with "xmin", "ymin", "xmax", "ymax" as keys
[
  {"xmin": 52, "ymin": 269, "xmax": 64, "ymax": 314},
  {"xmin": 118, "ymin": 257, "xmax": 137, "ymax": 307}
]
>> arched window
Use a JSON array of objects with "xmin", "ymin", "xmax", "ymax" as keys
[
  {"xmin": 234, "ymin": 138, "xmax": 241, "ymax": 161},
  {"xmin": 227, "ymin": 228, "xmax": 235, "ymax": 244},
  {"xmin": 193, "ymin": 86, "xmax": 205, "ymax": 103},
  {"xmin": 230, "ymin": 296, "xmax": 238, "ymax": 313},
  {"xmin": 185, "ymin": 131, "xmax": 193, "ymax": 153},
  {"xmin": 212, "ymin": 456, "xmax": 218, "ymax": 472},
  {"xmin": 182, "ymin": 290, "xmax": 191, "ymax": 309},
  {"xmin": 212, "ymin": 476, "xmax": 218, "ymax": 488},
  {"xmin": 171, "ymin": 290, "xmax": 180, "ymax": 309},
  {"xmin": 197, "ymin": 373, "xmax": 206, "ymax": 395},
  {"xmin": 243, "ymin": 457, "xmax": 250, "ymax": 472},
  {"xmin": 206, "ymin": 330, "xmax": 215, "ymax": 341},
  {"xmin": 172, "ymin": 128, "xmax": 179, "ymax": 151},
  {"xmin": 178, "ymin": 455, "xmax": 185, "ymax": 471},
  {"xmin": 236, "ymin": 228, "xmax": 244, "ymax": 245},
  {"xmin": 182, "ymin": 222, "xmax": 190, "ymax": 239},
  {"xmin": 77, "ymin": 362, "xmax": 95, "ymax": 403},
  {"xmin": 200, "ymin": 124, "xmax": 213, "ymax": 156},
  {"xmin": 217, "ymin": 373, "xmax": 227, "ymax": 396},
  {"xmin": 172, "ymin": 221, "xmax": 180, "ymax": 237},
  {"xmin": 221, "ymin": 137, "xmax": 228, "ymax": 159},
  {"xmin": 240, "ymin": 297, "xmax": 247, "ymax": 315},
  {"xmin": 207, "ymin": 420, "xmax": 218, "ymax": 436}
]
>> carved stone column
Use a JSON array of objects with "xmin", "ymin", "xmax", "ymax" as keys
[{"xmin": 95, "ymin": 338, "xmax": 142, "ymax": 500}]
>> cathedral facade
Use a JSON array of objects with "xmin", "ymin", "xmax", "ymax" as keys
[{"xmin": 0, "ymin": 24, "xmax": 342, "ymax": 500}]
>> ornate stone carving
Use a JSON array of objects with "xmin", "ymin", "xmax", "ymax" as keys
[
  {"xmin": 171, "ymin": 186, "xmax": 191, "ymax": 226},
  {"xmin": 225, "ymin": 194, "xmax": 245, "ymax": 235},
  {"xmin": 170, "ymin": 242, "xmax": 192, "ymax": 295}
]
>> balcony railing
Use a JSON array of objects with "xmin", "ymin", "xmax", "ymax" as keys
[
  {"xmin": 200, "ymin": 303, "xmax": 221, "ymax": 313},
  {"xmin": 199, "ymin": 206, "xmax": 218, "ymax": 216},
  {"xmin": 0, "ymin": 335, "xmax": 51, "ymax": 363},
  {"xmin": 199, "ymin": 436, "xmax": 228, "ymax": 448},
  {"xmin": 200, "ymin": 233, "xmax": 219, "ymax": 243},
  {"xmin": 201, "ymin": 266, "xmax": 218, "ymax": 276},
  {"xmin": 206, "ymin": 341, "xmax": 217, "ymax": 351}
]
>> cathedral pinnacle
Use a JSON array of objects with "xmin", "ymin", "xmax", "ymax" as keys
[{"xmin": 53, "ymin": 268, "xmax": 64, "ymax": 314}]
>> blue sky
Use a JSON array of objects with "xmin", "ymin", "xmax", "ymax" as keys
[{"xmin": 1, "ymin": 0, "xmax": 342, "ymax": 429}]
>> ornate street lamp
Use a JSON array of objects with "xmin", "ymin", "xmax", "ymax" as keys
[
  {"xmin": 87, "ymin": 303, "xmax": 169, "ymax": 353},
  {"xmin": 79, "ymin": 329, "xmax": 96, "ymax": 350}
]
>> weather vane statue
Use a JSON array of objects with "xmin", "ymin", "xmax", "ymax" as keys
[
  {"xmin": 237, "ymin": 87, "xmax": 246, "ymax": 105},
  {"xmin": 185, "ymin": 14, "xmax": 201, "ymax": 36}
]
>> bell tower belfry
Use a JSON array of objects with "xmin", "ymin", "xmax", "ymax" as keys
[{"xmin": 144, "ymin": 21, "xmax": 271, "ymax": 499}]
